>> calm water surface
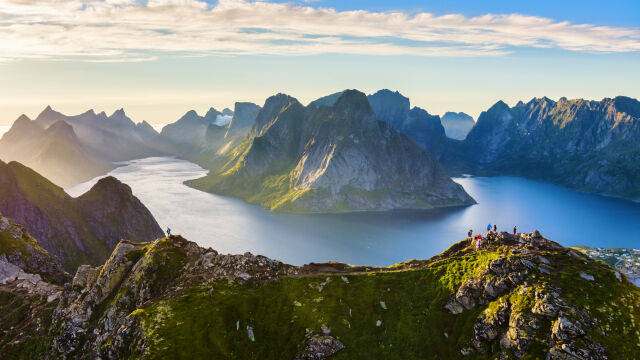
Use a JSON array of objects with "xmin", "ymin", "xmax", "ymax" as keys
[{"xmin": 67, "ymin": 157, "xmax": 640, "ymax": 267}]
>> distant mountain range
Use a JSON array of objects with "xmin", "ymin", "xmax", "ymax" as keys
[
  {"xmin": 0, "ymin": 106, "xmax": 160, "ymax": 187},
  {"xmin": 1, "ymin": 90, "xmax": 638, "ymax": 205},
  {"xmin": 188, "ymin": 90, "xmax": 474, "ymax": 212},
  {"xmin": 0, "ymin": 160, "xmax": 163, "ymax": 271}
]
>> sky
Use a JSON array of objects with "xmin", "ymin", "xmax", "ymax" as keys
[{"xmin": 0, "ymin": 0, "xmax": 639, "ymax": 125}]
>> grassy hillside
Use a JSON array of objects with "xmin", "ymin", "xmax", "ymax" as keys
[{"xmin": 40, "ymin": 232, "xmax": 640, "ymax": 359}]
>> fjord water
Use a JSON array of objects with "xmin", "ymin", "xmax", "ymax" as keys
[{"xmin": 67, "ymin": 157, "xmax": 640, "ymax": 267}]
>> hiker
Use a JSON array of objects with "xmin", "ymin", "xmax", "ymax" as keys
[
  {"xmin": 468, "ymin": 229, "xmax": 473, "ymax": 238},
  {"xmin": 475, "ymin": 236, "xmax": 480, "ymax": 251},
  {"xmin": 487, "ymin": 223, "xmax": 492, "ymax": 234},
  {"xmin": 513, "ymin": 226, "xmax": 517, "ymax": 236},
  {"xmin": 166, "ymin": 227, "xmax": 171, "ymax": 236},
  {"xmin": 493, "ymin": 224, "xmax": 497, "ymax": 233}
]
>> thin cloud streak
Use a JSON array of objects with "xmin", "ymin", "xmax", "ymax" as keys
[{"xmin": 0, "ymin": 0, "xmax": 639, "ymax": 61}]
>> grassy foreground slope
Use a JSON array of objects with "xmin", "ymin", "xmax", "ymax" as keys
[{"xmin": 40, "ymin": 231, "xmax": 639, "ymax": 359}]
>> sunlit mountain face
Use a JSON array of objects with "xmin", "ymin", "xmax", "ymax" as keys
[{"xmin": 0, "ymin": 1, "xmax": 639, "ymax": 359}]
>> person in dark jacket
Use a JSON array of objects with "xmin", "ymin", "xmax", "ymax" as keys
[{"xmin": 513, "ymin": 226, "xmax": 517, "ymax": 236}]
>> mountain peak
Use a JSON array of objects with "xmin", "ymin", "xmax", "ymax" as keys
[
  {"xmin": 204, "ymin": 107, "xmax": 221, "ymax": 122},
  {"xmin": 36, "ymin": 105, "xmax": 60, "ymax": 121},
  {"xmin": 613, "ymin": 96, "xmax": 640, "ymax": 118},
  {"xmin": 488, "ymin": 100, "xmax": 509, "ymax": 113},
  {"xmin": 182, "ymin": 109, "xmax": 199, "ymax": 118},
  {"xmin": 83, "ymin": 176, "xmax": 133, "ymax": 198},
  {"xmin": 16, "ymin": 114, "xmax": 32, "ymax": 123}
]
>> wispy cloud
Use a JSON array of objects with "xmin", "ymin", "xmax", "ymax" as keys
[{"xmin": 1, "ymin": 0, "xmax": 639, "ymax": 61}]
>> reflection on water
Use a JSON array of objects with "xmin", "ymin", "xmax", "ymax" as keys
[{"xmin": 67, "ymin": 157, "xmax": 640, "ymax": 267}]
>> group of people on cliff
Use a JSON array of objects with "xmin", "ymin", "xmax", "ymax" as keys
[{"xmin": 468, "ymin": 224, "xmax": 517, "ymax": 251}]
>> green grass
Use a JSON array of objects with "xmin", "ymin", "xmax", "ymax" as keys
[
  {"xmin": 0, "ymin": 291, "xmax": 58, "ymax": 359},
  {"xmin": 129, "ymin": 250, "xmax": 507, "ymax": 359}
]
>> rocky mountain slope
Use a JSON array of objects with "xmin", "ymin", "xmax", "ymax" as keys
[
  {"xmin": 462, "ymin": 96, "xmax": 640, "ymax": 200},
  {"xmin": 0, "ymin": 215, "xmax": 67, "ymax": 284},
  {"xmin": 0, "ymin": 160, "xmax": 164, "ymax": 271},
  {"xmin": 441, "ymin": 112, "xmax": 475, "ymax": 140},
  {"xmin": 188, "ymin": 90, "xmax": 474, "ymax": 212},
  {"xmin": 1, "ymin": 230, "xmax": 637, "ymax": 359},
  {"xmin": 366, "ymin": 89, "xmax": 456, "ymax": 160},
  {"xmin": 0, "ymin": 106, "xmax": 160, "ymax": 187}
]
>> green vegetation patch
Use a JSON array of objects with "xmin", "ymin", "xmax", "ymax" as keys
[{"xmin": 132, "ymin": 250, "xmax": 509, "ymax": 359}]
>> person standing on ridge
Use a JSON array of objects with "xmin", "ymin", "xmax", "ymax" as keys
[
  {"xmin": 487, "ymin": 223, "xmax": 492, "ymax": 234},
  {"xmin": 513, "ymin": 226, "xmax": 517, "ymax": 236},
  {"xmin": 493, "ymin": 224, "xmax": 497, "ymax": 233},
  {"xmin": 468, "ymin": 229, "xmax": 473, "ymax": 238},
  {"xmin": 166, "ymin": 227, "xmax": 171, "ymax": 236}
]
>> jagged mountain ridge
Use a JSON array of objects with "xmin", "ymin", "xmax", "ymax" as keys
[
  {"xmin": 1, "ymin": 230, "xmax": 637, "ymax": 358},
  {"xmin": 0, "ymin": 106, "xmax": 160, "ymax": 187},
  {"xmin": 462, "ymin": 96, "xmax": 640, "ymax": 199},
  {"xmin": 0, "ymin": 117, "xmax": 114, "ymax": 187},
  {"xmin": 0, "ymin": 160, "xmax": 164, "ymax": 271},
  {"xmin": 33, "ymin": 106, "xmax": 158, "ymax": 161},
  {"xmin": 189, "ymin": 90, "xmax": 474, "ymax": 212}
]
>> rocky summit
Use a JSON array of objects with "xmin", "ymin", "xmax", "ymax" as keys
[
  {"xmin": 0, "ymin": 228, "xmax": 637, "ymax": 359},
  {"xmin": 188, "ymin": 90, "xmax": 475, "ymax": 212}
]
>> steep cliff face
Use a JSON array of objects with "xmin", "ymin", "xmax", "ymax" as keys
[
  {"xmin": 225, "ymin": 102, "xmax": 261, "ymax": 139},
  {"xmin": 464, "ymin": 96, "xmax": 640, "ymax": 199},
  {"xmin": 367, "ymin": 89, "xmax": 458, "ymax": 160},
  {"xmin": 189, "ymin": 90, "xmax": 474, "ymax": 212},
  {"xmin": 4, "ymin": 230, "xmax": 635, "ymax": 359},
  {"xmin": 0, "ymin": 161, "xmax": 163, "ymax": 271},
  {"xmin": 0, "ymin": 215, "xmax": 67, "ymax": 284}
]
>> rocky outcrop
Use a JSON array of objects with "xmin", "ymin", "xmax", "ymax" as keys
[
  {"xmin": 52, "ymin": 235, "xmax": 299, "ymax": 357},
  {"xmin": 446, "ymin": 231, "xmax": 611, "ymax": 359},
  {"xmin": 295, "ymin": 329, "xmax": 345, "ymax": 360},
  {"xmin": 0, "ymin": 214, "xmax": 67, "ymax": 283},
  {"xmin": 2, "ymin": 230, "xmax": 638, "ymax": 359}
]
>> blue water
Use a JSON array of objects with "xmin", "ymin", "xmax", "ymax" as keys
[{"xmin": 66, "ymin": 157, "xmax": 640, "ymax": 267}]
